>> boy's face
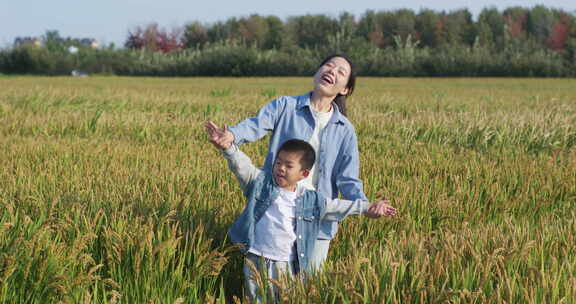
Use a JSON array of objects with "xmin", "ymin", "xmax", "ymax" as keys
[{"xmin": 273, "ymin": 151, "xmax": 310, "ymax": 191}]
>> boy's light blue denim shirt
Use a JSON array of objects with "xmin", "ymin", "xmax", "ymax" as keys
[
  {"xmin": 228, "ymin": 92, "xmax": 367, "ymax": 239},
  {"xmin": 222, "ymin": 144, "xmax": 368, "ymax": 274}
]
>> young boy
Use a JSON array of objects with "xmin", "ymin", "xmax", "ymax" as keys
[{"xmin": 205, "ymin": 121, "xmax": 396, "ymax": 301}]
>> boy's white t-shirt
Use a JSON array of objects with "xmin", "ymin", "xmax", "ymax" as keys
[
  {"xmin": 299, "ymin": 107, "xmax": 333, "ymax": 191},
  {"xmin": 248, "ymin": 107, "xmax": 333, "ymax": 262},
  {"xmin": 248, "ymin": 186, "xmax": 303, "ymax": 262}
]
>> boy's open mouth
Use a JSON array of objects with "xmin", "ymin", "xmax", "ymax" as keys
[{"xmin": 274, "ymin": 173, "xmax": 286, "ymax": 183}]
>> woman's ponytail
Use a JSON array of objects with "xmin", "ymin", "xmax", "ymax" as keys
[{"xmin": 333, "ymin": 95, "xmax": 347, "ymax": 117}]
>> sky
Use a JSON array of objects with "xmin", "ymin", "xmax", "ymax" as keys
[{"xmin": 1, "ymin": 0, "xmax": 575, "ymax": 48}]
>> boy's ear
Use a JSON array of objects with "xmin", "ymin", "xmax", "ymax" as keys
[{"xmin": 301, "ymin": 169, "xmax": 311, "ymax": 178}]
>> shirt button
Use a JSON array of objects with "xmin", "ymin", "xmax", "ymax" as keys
[
  {"xmin": 298, "ymin": 216, "xmax": 302, "ymax": 220},
  {"xmin": 298, "ymin": 235, "xmax": 302, "ymax": 239},
  {"xmin": 300, "ymin": 253, "xmax": 305, "ymax": 257}
]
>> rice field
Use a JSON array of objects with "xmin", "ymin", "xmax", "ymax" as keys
[{"xmin": 0, "ymin": 76, "xmax": 575, "ymax": 303}]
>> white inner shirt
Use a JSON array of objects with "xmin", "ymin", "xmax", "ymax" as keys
[
  {"xmin": 299, "ymin": 106, "xmax": 333, "ymax": 191},
  {"xmin": 249, "ymin": 186, "xmax": 303, "ymax": 262}
]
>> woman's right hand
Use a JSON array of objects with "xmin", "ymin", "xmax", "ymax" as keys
[{"xmin": 205, "ymin": 121, "xmax": 234, "ymax": 149}]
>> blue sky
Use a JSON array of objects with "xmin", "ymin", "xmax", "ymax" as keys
[{"xmin": 1, "ymin": 0, "xmax": 575, "ymax": 47}]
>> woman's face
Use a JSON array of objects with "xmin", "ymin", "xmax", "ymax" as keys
[{"xmin": 313, "ymin": 57, "xmax": 351, "ymax": 97}]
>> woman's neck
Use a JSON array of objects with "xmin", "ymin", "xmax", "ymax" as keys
[{"xmin": 310, "ymin": 91, "xmax": 333, "ymax": 113}]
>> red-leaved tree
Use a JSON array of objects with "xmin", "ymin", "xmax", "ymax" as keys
[
  {"xmin": 547, "ymin": 13, "xmax": 571, "ymax": 51},
  {"xmin": 125, "ymin": 24, "xmax": 184, "ymax": 53}
]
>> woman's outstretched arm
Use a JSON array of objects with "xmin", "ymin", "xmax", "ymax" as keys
[{"xmin": 227, "ymin": 97, "xmax": 286, "ymax": 146}]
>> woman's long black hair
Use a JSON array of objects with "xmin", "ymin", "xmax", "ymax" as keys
[{"xmin": 317, "ymin": 54, "xmax": 356, "ymax": 117}]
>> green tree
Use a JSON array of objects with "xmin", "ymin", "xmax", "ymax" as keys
[
  {"xmin": 527, "ymin": 5, "xmax": 555, "ymax": 44},
  {"xmin": 285, "ymin": 15, "xmax": 338, "ymax": 49},
  {"xmin": 42, "ymin": 30, "xmax": 65, "ymax": 52},
  {"xmin": 416, "ymin": 9, "xmax": 442, "ymax": 47},
  {"xmin": 357, "ymin": 10, "xmax": 385, "ymax": 47},
  {"xmin": 374, "ymin": 11, "xmax": 398, "ymax": 46},
  {"xmin": 237, "ymin": 15, "xmax": 269, "ymax": 47},
  {"xmin": 563, "ymin": 15, "xmax": 576, "ymax": 62},
  {"xmin": 263, "ymin": 16, "xmax": 284, "ymax": 49},
  {"xmin": 327, "ymin": 12, "xmax": 358, "ymax": 53},
  {"xmin": 395, "ymin": 9, "xmax": 417, "ymax": 40},
  {"xmin": 444, "ymin": 9, "xmax": 475, "ymax": 45},
  {"xmin": 207, "ymin": 18, "xmax": 240, "ymax": 44},
  {"xmin": 477, "ymin": 8, "xmax": 506, "ymax": 49},
  {"xmin": 183, "ymin": 22, "xmax": 208, "ymax": 49},
  {"xmin": 362, "ymin": 10, "xmax": 417, "ymax": 47}
]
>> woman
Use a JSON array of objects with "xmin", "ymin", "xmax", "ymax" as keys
[{"xmin": 209, "ymin": 54, "xmax": 386, "ymax": 270}]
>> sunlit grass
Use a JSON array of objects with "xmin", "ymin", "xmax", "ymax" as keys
[{"xmin": 0, "ymin": 76, "xmax": 575, "ymax": 303}]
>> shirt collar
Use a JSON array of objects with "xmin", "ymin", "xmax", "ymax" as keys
[{"xmin": 297, "ymin": 92, "xmax": 345, "ymax": 124}]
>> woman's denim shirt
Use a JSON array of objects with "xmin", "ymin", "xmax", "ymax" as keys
[
  {"xmin": 228, "ymin": 93, "xmax": 367, "ymax": 240},
  {"xmin": 222, "ymin": 145, "xmax": 368, "ymax": 274}
]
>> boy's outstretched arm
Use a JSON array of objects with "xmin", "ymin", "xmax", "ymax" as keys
[
  {"xmin": 322, "ymin": 198, "xmax": 396, "ymax": 221},
  {"xmin": 206, "ymin": 121, "xmax": 232, "ymax": 150},
  {"xmin": 365, "ymin": 200, "xmax": 396, "ymax": 218},
  {"xmin": 205, "ymin": 121, "xmax": 261, "ymax": 192}
]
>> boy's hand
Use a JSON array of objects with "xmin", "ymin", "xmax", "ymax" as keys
[
  {"xmin": 365, "ymin": 200, "xmax": 396, "ymax": 218},
  {"xmin": 205, "ymin": 121, "xmax": 234, "ymax": 150}
]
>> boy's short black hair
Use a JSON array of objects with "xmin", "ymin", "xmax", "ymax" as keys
[{"xmin": 277, "ymin": 139, "xmax": 316, "ymax": 170}]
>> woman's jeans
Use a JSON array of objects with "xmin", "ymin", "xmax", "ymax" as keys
[{"xmin": 309, "ymin": 239, "xmax": 330, "ymax": 271}]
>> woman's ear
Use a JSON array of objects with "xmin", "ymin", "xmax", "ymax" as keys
[{"xmin": 339, "ymin": 87, "xmax": 349, "ymax": 96}]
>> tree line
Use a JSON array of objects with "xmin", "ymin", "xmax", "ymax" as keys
[
  {"xmin": 128, "ymin": 6, "xmax": 576, "ymax": 54},
  {"xmin": 1, "ymin": 6, "xmax": 575, "ymax": 77}
]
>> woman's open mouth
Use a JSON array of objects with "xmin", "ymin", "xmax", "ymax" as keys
[{"xmin": 321, "ymin": 73, "xmax": 334, "ymax": 85}]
